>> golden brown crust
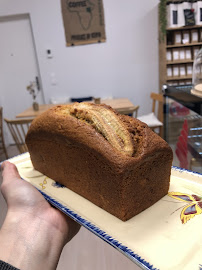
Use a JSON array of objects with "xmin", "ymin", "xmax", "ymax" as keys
[
  {"xmin": 26, "ymin": 103, "xmax": 173, "ymax": 221},
  {"xmin": 27, "ymin": 103, "xmax": 171, "ymax": 164}
]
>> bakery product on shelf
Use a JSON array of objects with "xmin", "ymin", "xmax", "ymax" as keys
[{"xmin": 25, "ymin": 102, "xmax": 173, "ymax": 221}]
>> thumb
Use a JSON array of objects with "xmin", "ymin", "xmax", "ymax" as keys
[
  {"xmin": 1, "ymin": 162, "xmax": 22, "ymax": 200},
  {"xmin": 1, "ymin": 161, "xmax": 21, "ymax": 185}
]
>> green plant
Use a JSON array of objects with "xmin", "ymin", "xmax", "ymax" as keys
[{"xmin": 159, "ymin": 0, "xmax": 167, "ymax": 42}]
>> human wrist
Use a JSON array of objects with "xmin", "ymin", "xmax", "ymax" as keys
[{"xmin": 0, "ymin": 211, "xmax": 67, "ymax": 270}]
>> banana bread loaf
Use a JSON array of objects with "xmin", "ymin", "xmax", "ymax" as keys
[{"xmin": 25, "ymin": 102, "xmax": 173, "ymax": 221}]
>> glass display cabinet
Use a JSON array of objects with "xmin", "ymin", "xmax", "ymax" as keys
[
  {"xmin": 164, "ymin": 89, "xmax": 202, "ymax": 174},
  {"xmin": 192, "ymin": 48, "xmax": 202, "ymax": 98}
]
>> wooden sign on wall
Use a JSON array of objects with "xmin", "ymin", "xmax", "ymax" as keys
[{"xmin": 61, "ymin": 0, "xmax": 106, "ymax": 46}]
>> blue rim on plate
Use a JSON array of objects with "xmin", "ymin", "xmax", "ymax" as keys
[{"xmin": 37, "ymin": 187, "xmax": 158, "ymax": 270}]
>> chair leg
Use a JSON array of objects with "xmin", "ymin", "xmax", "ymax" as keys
[
  {"xmin": 0, "ymin": 141, "xmax": 8, "ymax": 160},
  {"xmin": 3, "ymin": 144, "xmax": 8, "ymax": 159}
]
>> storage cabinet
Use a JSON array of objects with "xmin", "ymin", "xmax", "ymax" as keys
[{"xmin": 159, "ymin": 24, "xmax": 202, "ymax": 89}]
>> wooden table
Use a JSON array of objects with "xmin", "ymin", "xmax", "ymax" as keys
[{"xmin": 16, "ymin": 98, "xmax": 139, "ymax": 118}]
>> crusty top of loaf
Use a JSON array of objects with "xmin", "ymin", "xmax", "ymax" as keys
[{"xmin": 26, "ymin": 103, "xmax": 173, "ymax": 170}]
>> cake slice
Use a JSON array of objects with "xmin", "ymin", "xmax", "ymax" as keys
[{"xmin": 25, "ymin": 102, "xmax": 173, "ymax": 221}]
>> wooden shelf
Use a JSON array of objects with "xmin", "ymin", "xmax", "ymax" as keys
[
  {"xmin": 158, "ymin": 4, "xmax": 201, "ymax": 89},
  {"xmin": 167, "ymin": 75, "xmax": 192, "ymax": 81},
  {"xmin": 167, "ymin": 25, "xmax": 202, "ymax": 31},
  {"xmin": 167, "ymin": 60, "xmax": 193, "ymax": 65},
  {"xmin": 167, "ymin": 42, "xmax": 202, "ymax": 48}
]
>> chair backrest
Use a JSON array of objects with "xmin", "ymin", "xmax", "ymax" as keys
[
  {"xmin": 150, "ymin": 92, "xmax": 164, "ymax": 123},
  {"xmin": 4, "ymin": 118, "xmax": 33, "ymax": 154},
  {"xmin": 0, "ymin": 107, "xmax": 8, "ymax": 159},
  {"xmin": 150, "ymin": 92, "xmax": 164, "ymax": 137}
]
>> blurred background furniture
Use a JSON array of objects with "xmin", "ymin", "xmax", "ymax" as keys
[
  {"xmin": 175, "ymin": 119, "xmax": 189, "ymax": 170},
  {"xmin": 4, "ymin": 118, "xmax": 33, "ymax": 154},
  {"xmin": 16, "ymin": 98, "xmax": 139, "ymax": 118},
  {"xmin": 16, "ymin": 104, "xmax": 55, "ymax": 119},
  {"xmin": 70, "ymin": 96, "xmax": 93, "ymax": 103},
  {"xmin": 158, "ymin": 17, "xmax": 202, "ymax": 91},
  {"xmin": 187, "ymin": 125, "xmax": 202, "ymax": 173},
  {"xmin": 164, "ymin": 94, "xmax": 202, "ymax": 174},
  {"xmin": 137, "ymin": 92, "xmax": 163, "ymax": 137},
  {"xmin": 165, "ymin": 85, "xmax": 202, "ymax": 116},
  {"xmin": 0, "ymin": 107, "xmax": 8, "ymax": 160}
]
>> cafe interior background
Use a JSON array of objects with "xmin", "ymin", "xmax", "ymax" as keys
[
  {"xmin": 0, "ymin": 0, "xmax": 158, "ymax": 139},
  {"xmin": 0, "ymin": 0, "xmax": 202, "ymax": 269}
]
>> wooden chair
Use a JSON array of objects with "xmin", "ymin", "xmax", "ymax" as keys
[
  {"xmin": 4, "ymin": 118, "xmax": 33, "ymax": 154},
  {"xmin": 0, "ymin": 107, "xmax": 8, "ymax": 159},
  {"xmin": 137, "ymin": 92, "xmax": 164, "ymax": 137}
]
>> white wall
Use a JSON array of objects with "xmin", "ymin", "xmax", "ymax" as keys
[{"xmin": 0, "ymin": 0, "xmax": 159, "ymax": 116}]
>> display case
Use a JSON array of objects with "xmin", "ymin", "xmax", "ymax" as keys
[
  {"xmin": 192, "ymin": 47, "xmax": 202, "ymax": 97},
  {"xmin": 164, "ymin": 92, "xmax": 202, "ymax": 174}
]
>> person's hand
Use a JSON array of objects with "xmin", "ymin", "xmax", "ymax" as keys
[
  {"xmin": 0, "ymin": 161, "xmax": 80, "ymax": 270},
  {"xmin": 1, "ymin": 161, "xmax": 80, "ymax": 243}
]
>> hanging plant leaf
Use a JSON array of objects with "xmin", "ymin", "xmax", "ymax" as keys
[{"xmin": 159, "ymin": 0, "xmax": 167, "ymax": 42}]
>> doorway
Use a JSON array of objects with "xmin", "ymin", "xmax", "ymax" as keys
[{"xmin": 0, "ymin": 13, "xmax": 44, "ymax": 144}]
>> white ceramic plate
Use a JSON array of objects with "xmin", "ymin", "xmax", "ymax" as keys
[{"xmin": 4, "ymin": 153, "xmax": 202, "ymax": 270}]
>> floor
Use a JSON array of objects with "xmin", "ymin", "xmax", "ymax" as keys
[{"xmin": 0, "ymin": 145, "xmax": 140, "ymax": 270}]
